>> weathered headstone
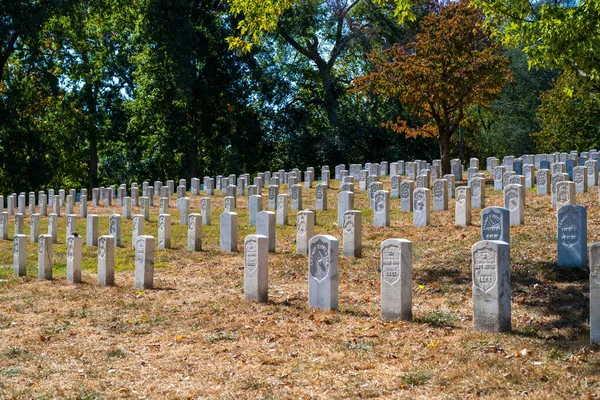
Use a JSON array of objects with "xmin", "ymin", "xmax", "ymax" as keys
[
  {"xmin": 556, "ymin": 181, "xmax": 576, "ymax": 209},
  {"xmin": 296, "ymin": 210, "xmax": 315, "ymax": 255},
  {"xmin": 268, "ymin": 185, "xmax": 279, "ymax": 210},
  {"xmin": 109, "ymin": 214, "xmax": 121, "ymax": 247},
  {"xmin": 83, "ymin": 215, "xmax": 98, "ymax": 250},
  {"xmin": 308, "ymin": 235, "xmax": 339, "ymax": 310},
  {"xmin": 536, "ymin": 169, "xmax": 551, "ymax": 195},
  {"xmin": 573, "ymin": 166, "xmax": 588, "ymax": 193},
  {"xmin": 380, "ymin": 239, "xmax": 412, "ymax": 321},
  {"xmin": 277, "ymin": 194, "xmax": 289, "ymax": 225},
  {"xmin": 98, "ymin": 235, "xmax": 115, "ymax": 286},
  {"xmin": 433, "ymin": 179, "xmax": 448, "ymax": 212},
  {"xmin": 472, "ymin": 240, "xmax": 511, "ymax": 332},
  {"xmin": 390, "ymin": 175, "xmax": 401, "ymax": 199},
  {"xmin": 47, "ymin": 213, "xmax": 58, "ymax": 244},
  {"xmin": 66, "ymin": 234, "xmax": 82, "ymax": 284},
  {"xmin": 158, "ymin": 214, "xmax": 171, "ymax": 250},
  {"xmin": 470, "ymin": 176, "xmax": 486, "ymax": 209},
  {"xmin": 337, "ymin": 191, "xmax": 354, "ymax": 226},
  {"xmin": 220, "ymin": 211, "xmax": 238, "ymax": 252},
  {"xmin": 557, "ymin": 205, "xmax": 587, "ymax": 268},
  {"xmin": 30, "ymin": 213, "xmax": 40, "ymax": 243},
  {"xmin": 132, "ymin": 214, "xmax": 144, "ymax": 248},
  {"xmin": 589, "ymin": 243, "xmax": 600, "ymax": 344},
  {"xmin": 134, "ymin": 235, "xmax": 154, "ymax": 289},
  {"xmin": 159, "ymin": 197, "xmax": 169, "ymax": 215},
  {"xmin": 455, "ymin": 186, "xmax": 472, "ymax": 226},
  {"xmin": 551, "ymin": 172, "xmax": 569, "ymax": 208},
  {"xmin": 37, "ymin": 234, "xmax": 53, "ymax": 280},
  {"xmin": 13, "ymin": 234, "xmax": 26, "ymax": 277},
  {"xmin": 291, "ymin": 184, "xmax": 302, "ymax": 211},
  {"xmin": 504, "ymin": 184, "xmax": 525, "ymax": 226},
  {"xmin": 66, "ymin": 214, "xmax": 76, "ymax": 242},
  {"xmin": 180, "ymin": 197, "xmax": 191, "ymax": 224},
  {"xmin": 201, "ymin": 197, "xmax": 211, "ymax": 226},
  {"xmin": 256, "ymin": 211, "xmax": 276, "ymax": 252},
  {"xmin": 400, "ymin": 180, "xmax": 415, "ymax": 212},
  {"xmin": 0, "ymin": 212, "xmax": 7, "ymax": 240},
  {"xmin": 413, "ymin": 188, "xmax": 430, "ymax": 227},
  {"xmin": 481, "ymin": 207, "xmax": 510, "ymax": 243},
  {"xmin": 141, "ymin": 196, "xmax": 150, "ymax": 221},
  {"xmin": 187, "ymin": 213, "xmax": 202, "ymax": 251},
  {"xmin": 315, "ymin": 184, "xmax": 327, "ymax": 211},
  {"xmin": 342, "ymin": 210, "xmax": 362, "ymax": 258},
  {"xmin": 244, "ymin": 234, "xmax": 268, "ymax": 303}
]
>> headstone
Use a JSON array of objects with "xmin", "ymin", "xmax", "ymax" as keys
[
  {"xmin": 131, "ymin": 187, "xmax": 139, "ymax": 207},
  {"xmin": 390, "ymin": 175, "xmax": 401, "ymax": 199},
  {"xmin": 536, "ymin": 169, "xmax": 551, "ymax": 195},
  {"xmin": 551, "ymin": 172, "xmax": 569, "ymax": 208},
  {"xmin": 523, "ymin": 164, "xmax": 535, "ymax": 189},
  {"xmin": 373, "ymin": 190, "xmax": 390, "ymax": 227},
  {"xmin": 134, "ymin": 235, "xmax": 155, "ymax": 289},
  {"xmin": 0, "ymin": 212, "xmax": 8, "ymax": 239},
  {"xmin": 556, "ymin": 181, "xmax": 576, "ymax": 209},
  {"xmin": 413, "ymin": 188, "xmax": 430, "ymax": 227},
  {"xmin": 13, "ymin": 234, "xmax": 26, "ymax": 277},
  {"xmin": 380, "ymin": 238, "xmax": 412, "ymax": 321},
  {"xmin": 368, "ymin": 182, "xmax": 383, "ymax": 209},
  {"xmin": 201, "ymin": 197, "xmax": 211, "ymax": 226},
  {"xmin": 66, "ymin": 214, "xmax": 76, "ymax": 242},
  {"xmin": 256, "ymin": 211, "xmax": 276, "ymax": 252},
  {"xmin": 276, "ymin": 194, "xmax": 289, "ymax": 225},
  {"xmin": 29, "ymin": 193, "xmax": 35, "ymax": 215},
  {"xmin": 37, "ymin": 234, "xmax": 53, "ymax": 280},
  {"xmin": 98, "ymin": 235, "xmax": 115, "ymax": 286},
  {"xmin": 14, "ymin": 213, "xmax": 24, "ymax": 235},
  {"xmin": 47, "ymin": 213, "xmax": 58, "ymax": 244},
  {"xmin": 557, "ymin": 205, "xmax": 587, "ymax": 268},
  {"xmin": 84, "ymin": 214, "xmax": 98, "ymax": 246},
  {"xmin": 504, "ymin": 184, "xmax": 525, "ymax": 226},
  {"xmin": 291, "ymin": 184, "xmax": 302, "ymax": 211},
  {"xmin": 589, "ymin": 243, "xmax": 600, "ymax": 344},
  {"xmin": 109, "ymin": 214, "xmax": 121, "ymax": 247},
  {"xmin": 432, "ymin": 179, "xmax": 448, "ymax": 212},
  {"xmin": 470, "ymin": 177, "xmax": 485, "ymax": 209},
  {"xmin": 400, "ymin": 180, "xmax": 415, "ymax": 212},
  {"xmin": 220, "ymin": 212, "xmax": 238, "ymax": 252},
  {"xmin": 123, "ymin": 196, "xmax": 132, "ymax": 219},
  {"xmin": 455, "ymin": 186, "xmax": 472, "ymax": 226},
  {"xmin": 481, "ymin": 207, "xmax": 510, "ymax": 243},
  {"xmin": 18, "ymin": 194, "xmax": 25, "ymax": 215},
  {"xmin": 180, "ymin": 197, "xmax": 191, "ymax": 224},
  {"xmin": 566, "ymin": 159, "xmax": 575, "ymax": 180},
  {"xmin": 296, "ymin": 210, "xmax": 315, "ymax": 255},
  {"xmin": 337, "ymin": 191, "xmax": 354, "ymax": 226},
  {"xmin": 132, "ymin": 214, "xmax": 145, "ymax": 248},
  {"xmin": 315, "ymin": 184, "xmax": 327, "ymax": 211},
  {"xmin": 187, "ymin": 213, "xmax": 202, "ymax": 251},
  {"xmin": 268, "ymin": 185, "xmax": 279, "ymax": 210},
  {"xmin": 66, "ymin": 234, "xmax": 83, "ymax": 284},
  {"xmin": 586, "ymin": 160, "xmax": 599, "ymax": 187},
  {"xmin": 159, "ymin": 197, "xmax": 169, "ymax": 215},
  {"xmin": 158, "ymin": 214, "xmax": 171, "ymax": 250},
  {"xmin": 472, "ymin": 240, "xmax": 511, "ymax": 332},
  {"xmin": 40, "ymin": 194, "xmax": 48, "ymax": 216},
  {"xmin": 30, "ymin": 213, "xmax": 40, "ymax": 243},
  {"xmin": 52, "ymin": 196, "xmax": 60, "ymax": 217},
  {"xmin": 244, "ymin": 234, "xmax": 268, "ymax": 303},
  {"xmin": 573, "ymin": 166, "xmax": 588, "ymax": 193},
  {"xmin": 308, "ymin": 235, "xmax": 339, "ymax": 310},
  {"xmin": 141, "ymin": 196, "xmax": 150, "ymax": 221},
  {"xmin": 503, "ymin": 171, "xmax": 516, "ymax": 189},
  {"xmin": 7, "ymin": 195, "xmax": 14, "ymax": 215}
]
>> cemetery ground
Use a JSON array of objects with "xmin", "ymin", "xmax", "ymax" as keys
[{"xmin": 0, "ymin": 178, "xmax": 598, "ymax": 399}]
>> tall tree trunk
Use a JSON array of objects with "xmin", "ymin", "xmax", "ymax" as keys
[
  {"xmin": 319, "ymin": 65, "xmax": 339, "ymax": 127},
  {"xmin": 85, "ymin": 82, "xmax": 98, "ymax": 190},
  {"xmin": 439, "ymin": 129, "xmax": 452, "ymax": 175},
  {"xmin": 188, "ymin": 114, "xmax": 198, "ymax": 180}
]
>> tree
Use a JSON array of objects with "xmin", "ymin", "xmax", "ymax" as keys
[
  {"xmin": 354, "ymin": 0, "xmax": 511, "ymax": 174},
  {"xmin": 535, "ymin": 73, "xmax": 600, "ymax": 153},
  {"xmin": 226, "ymin": 0, "xmax": 414, "ymax": 127},
  {"xmin": 479, "ymin": 0, "xmax": 599, "ymax": 87}
]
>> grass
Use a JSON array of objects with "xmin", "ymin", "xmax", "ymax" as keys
[{"xmin": 0, "ymin": 174, "xmax": 598, "ymax": 398}]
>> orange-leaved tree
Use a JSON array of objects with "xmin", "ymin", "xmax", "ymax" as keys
[{"xmin": 353, "ymin": 0, "xmax": 511, "ymax": 174}]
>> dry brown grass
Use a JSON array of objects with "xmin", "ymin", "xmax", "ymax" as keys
[{"xmin": 0, "ymin": 175, "xmax": 599, "ymax": 399}]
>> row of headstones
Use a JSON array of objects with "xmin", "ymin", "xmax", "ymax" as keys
[
  {"xmin": 243, "ymin": 232, "xmax": 600, "ymax": 343},
  {"xmin": 13, "ymin": 233, "xmax": 154, "ymax": 289}
]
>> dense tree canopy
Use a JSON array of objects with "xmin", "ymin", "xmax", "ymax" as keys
[
  {"xmin": 0, "ymin": 0, "xmax": 597, "ymax": 194},
  {"xmin": 354, "ymin": 0, "xmax": 512, "ymax": 173}
]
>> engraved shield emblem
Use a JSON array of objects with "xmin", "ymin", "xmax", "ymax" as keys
[
  {"xmin": 473, "ymin": 246, "xmax": 497, "ymax": 293},
  {"xmin": 456, "ymin": 189, "xmax": 466, "ymax": 205},
  {"xmin": 343, "ymin": 214, "xmax": 354, "ymax": 233},
  {"xmin": 310, "ymin": 239, "xmax": 329, "ymax": 283},
  {"xmin": 482, "ymin": 210, "xmax": 502, "ymax": 240},
  {"xmin": 375, "ymin": 192, "xmax": 385, "ymax": 213},
  {"xmin": 414, "ymin": 191, "xmax": 425, "ymax": 212},
  {"xmin": 506, "ymin": 186, "xmax": 519, "ymax": 211}
]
